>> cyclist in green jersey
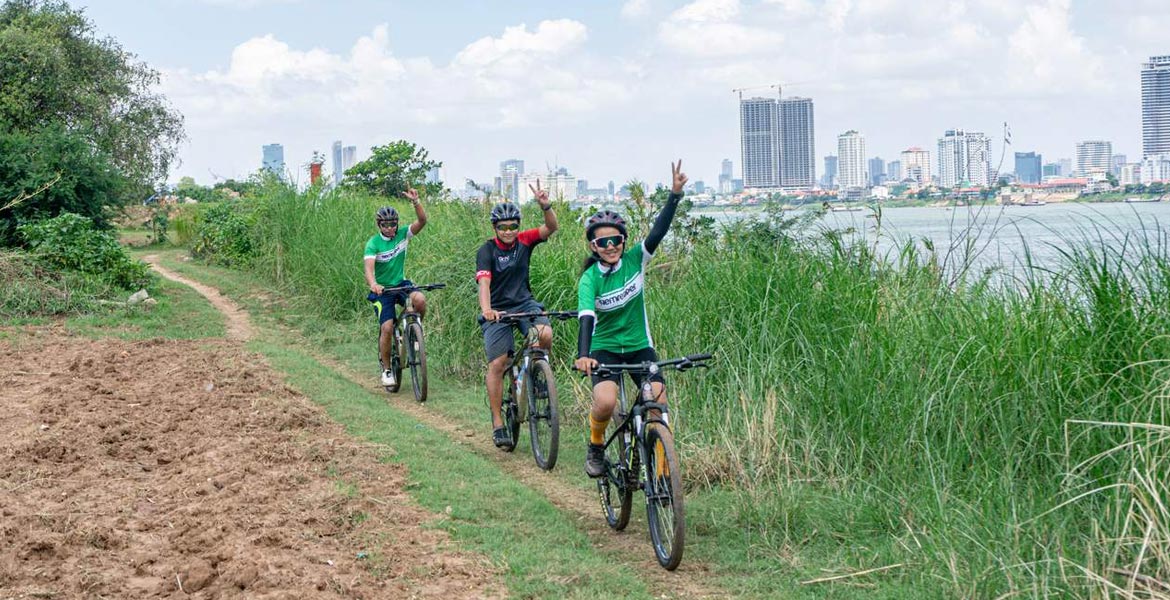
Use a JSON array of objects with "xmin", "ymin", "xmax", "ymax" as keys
[
  {"xmin": 364, "ymin": 187, "xmax": 427, "ymax": 387},
  {"xmin": 574, "ymin": 160, "xmax": 687, "ymax": 478}
]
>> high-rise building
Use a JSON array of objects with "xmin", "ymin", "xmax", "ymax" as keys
[
  {"xmin": 740, "ymin": 97, "xmax": 780, "ymax": 188},
  {"xmin": 1141, "ymin": 55, "xmax": 1170, "ymax": 158},
  {"xmin": 779, "ymin": 97, "xmax": 815, "ymax": 189},
  {"xmin": 719, "ymin": 158, "xmax": 733, "ymax": 193},
  {"xmin": 1075, "ymin": 140, "xmax": 1112, "ymax": 176},
  {"xmin": 822, "ymin": 155, "xmax": 838, "ymax": 188},
  {"xmin": 331, "ymin": 141, "xmax": 344, "ymax": 185},
  {"xmin": 1120, "ymin": 163, "xmax": 1142, "ymax": 186},
  {"xmin": 499, "ymin": 159, "xmax": 524, "ymax": 202},
  {"xmin": 1059, "ymin": 158, "xmax": 1074, "ymax": 177},
  {"xmin": 262, "ymin": 143, "xmax": 285, "ymax": 175},
  {"xmin": 937, "ymin": 130, "xmax": 990, "ymax": 188},
  {"xmin": 1043, "ymin": 163, "xmax": 1062, "ymax": 178},
  {"xmin": 607, "ymin": 180, "xmax": 615, "ymax": 197},
  {"xmin": 1141, "ymin": 153, "xmax": 1170, "ymax": 184},
  {"xmin": 519, "ymin": 171, "xmax": 577, "ymax": 203},
  {"xmin": 837, "ymin": 131, "xmax": 866, "ymax": 189},
  {"xmin": 1014, "ymin": 151, "xmax": 1042, "ymax": 184},
  {"xmin": 900, "ymin": 147, "xmax": 932, "ymax": 185},
  {"xmin": 577, "ymin": 180, "xmax": 589, "ymax": 196},
  {"xmin": 868, "ymin": 157, "xmax": 885, "ymax": 186},
  {"xmin": 1111, "ymin": 154, "xmax": 1127, "ymax": 176},
  {"xmin": 426, "ymin": 166, "xmax": 441, "ymax": 185},
  {"xmin": 886, "ymin": 160, "xmax": 902, "ymax": 182},
  {"xmin": 342, "ymin": 145, "xmax": 357, "ymax": 175}
]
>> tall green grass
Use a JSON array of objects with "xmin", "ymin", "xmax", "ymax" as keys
[{"xmin": 195, "ymin": 183, "xmax": 1169, "ymax": 597}]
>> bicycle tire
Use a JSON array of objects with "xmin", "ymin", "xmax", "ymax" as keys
[
  {"xmin": 599, "ymin": 416, "xmax": 633, "ymax": 530},
  {"xmin": 526, "ymin": 359, "xmax": 559, "ymax": 470},
  {"xmin": 644, "ymin": 424, "xmax": 685, "ymax": 570},
  {"xmin": 406, "ymin": 321, "xmax": 427, "ymax": 403},
  {"xmin": 496, "ymin": 369, "xmax": 519, "ymax": 449}
]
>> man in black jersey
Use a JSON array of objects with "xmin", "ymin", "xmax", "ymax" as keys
[{"xmin": 476, "ymin": 181, "xmax": 559, "ymax": 448}]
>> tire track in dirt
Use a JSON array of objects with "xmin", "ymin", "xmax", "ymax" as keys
[
  {"xmin": 143, "ymin": 261, "xmax": 727, "ymax": 598},
  {"xmin": 144, "ymin": 255, "xmax": 254, "ymax": 341}
]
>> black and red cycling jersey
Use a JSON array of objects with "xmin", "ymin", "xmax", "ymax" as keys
[{"xmin": 475, "ymin": 228, "xmax": 545, "ymax": 311}]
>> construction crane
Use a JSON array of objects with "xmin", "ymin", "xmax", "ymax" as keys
[{"xmin": 732, "ymin": 83, "xmax": 781, "ymax": 100}]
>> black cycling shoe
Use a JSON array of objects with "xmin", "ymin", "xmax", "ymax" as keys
[
  {"xmin": 492, "ymin": 427, "xmax": 509, "ymax": 448},
  {"xmin": 585, "ymin": 443, "xmax": 606, "ymax": 478}
]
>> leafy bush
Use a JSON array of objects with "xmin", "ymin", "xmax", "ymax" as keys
[
  {"xmin": 18, "ymin": 212, "xmax": 152, "ymax": 289},
  {"xmin": 190, "ymin": 202, "xmax": 255, "ymax": 266}
]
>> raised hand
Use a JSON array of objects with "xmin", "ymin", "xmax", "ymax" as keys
[
  {"xmin": 402, "ymin": 187, "xmax": 420, "ymax": 203},
  {"xmin": 671, "ymin": 160, "xmax": 688, "ymax": 194},
  {"xmin": 529, "ymin": 180, "xmax": 550, "ymax": 207}
]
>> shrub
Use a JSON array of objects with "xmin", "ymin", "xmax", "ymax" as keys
[
  {"xmin": 190, "ymin": 202, "xmax": 255, "ymax": 266},
  {"xmin": 18, "ymin": 212, "xmax": 152, "ymax": 289}
]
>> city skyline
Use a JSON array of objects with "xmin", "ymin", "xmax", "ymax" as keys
[{"xmin": 71, "ymin": 1, "xmax": 1170, "ymax": 188}]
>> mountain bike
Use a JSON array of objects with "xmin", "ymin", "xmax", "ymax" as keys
[
  {"xmin": 371, "ymin": 282, "xmax": 445, "ymax": 403},
  {"xmin": 588, "ymin": 353, "xmax": 712, "ymax": 571},
  {"xmin": 494, "ymin": 310, "xmax": 577, "ymax": 470}
]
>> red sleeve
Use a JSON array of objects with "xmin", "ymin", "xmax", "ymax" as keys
[{"xmin": 518, "ymin": 228, "xmax": 543, "ymax": 246}]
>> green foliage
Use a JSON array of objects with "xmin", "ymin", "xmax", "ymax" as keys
[
  {"xmin": 189, "ymin": 202, "xmax": 256, "ymax": 266},
  {"xmin": 342, "ymin": 140, "xmax": 442, "ymax": 197},
  {"xmin": 17, "ymin": 212, "xmax": 152, "ymax": 289},
  {"xmin": 0, "ymin": 0, "xmax": 184, "ymax": 245}
]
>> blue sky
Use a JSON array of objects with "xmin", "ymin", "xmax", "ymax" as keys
[{"xmin": 73, "ymin": 0, "xmax": 1170, "ymax": 188}]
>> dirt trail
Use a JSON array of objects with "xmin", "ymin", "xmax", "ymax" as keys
[
  {"xmin": 142, "ymin": 259, "xmax": 726, "ymax": 599},
  {"xmin": 144, "ymin": 255, "xmax": 254, "ymax": 342},
  {"xmin": 0, "ymin": 339, "xmax": 503, "ymax": 596}
]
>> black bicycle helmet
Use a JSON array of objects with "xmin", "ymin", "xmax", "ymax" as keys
[
  {"xmin": 375, "ymin": 206, "xmax": 399, "ymax": 222},
  {"xmin": 490, "ymin": 202, "xmax": 522, "ymax": 224},
  {"xmin": 584, "ymin": 210, "xmax": 628, "ymax": 240}
]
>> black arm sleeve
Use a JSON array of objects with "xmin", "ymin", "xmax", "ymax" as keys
[
  {"xmin": 644, "ymin": 192, "xmax": 683, "ymax": 256},
  {"xmin": 577, "ymin": 315, "xmax": 595, "ymax": 359}
]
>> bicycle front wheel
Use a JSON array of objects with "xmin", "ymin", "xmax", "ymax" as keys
[
  {"xmin": 599, "ymin": 417, "xmax": 633, "ymax": 530},
  {"xmin": 383, "ymin": 328, "xmax": 402, "ymax": 394},
  {"xmin": 526, "ymin": 359, "xmax": 559, "ymax": 470},
  {"xmin": 644, "ymin": 424, "xmax": 684, "ymax": 570},
  {"xmin": 406, "ymin": 321, "xmax": 427, "ymax": 403}
]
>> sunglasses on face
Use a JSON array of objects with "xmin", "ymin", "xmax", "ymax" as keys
[
  {"xmin": 593, "ymin": 235, "xmax": 625, "ymax": 249},
  {"xmin": 378, "ymin": 220, "xmax": 398, "ymax": 228},
  {"xmin": 495, "ymin": 223, "xmax": 520, "ymax": 232}
]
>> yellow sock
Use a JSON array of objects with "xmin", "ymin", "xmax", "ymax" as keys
[{"xmin": 589, "ymin": 414, "xmax": 608, "ymax": 445}]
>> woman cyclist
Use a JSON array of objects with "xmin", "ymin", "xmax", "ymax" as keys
[{"xmin": 573, "ymin": 160, "xmax": 687, "ymax": 478}]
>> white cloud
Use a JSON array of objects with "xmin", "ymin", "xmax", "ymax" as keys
[
  {"xmin": 454, "ymin": 20, "xmax": 587, "ymax": 67},
  {"xmin": 620, "ymin": 0, "xmax": 651, "ymax": 19},
  {"xmin": 670, "ymin": 0, "xmax": 741, "ymax": 23}
]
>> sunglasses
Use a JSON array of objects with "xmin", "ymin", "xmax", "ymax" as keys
[
  {"xmin": 377, "ymin": 220, "xmax": 398, "ymax": 228},
  {"xmin": 495, "ymin": 223, "xmax": 520, "ymax": 232},
  {"xmin": 593, "ymin": 234, "xmax": 625, "ymax": 249}
]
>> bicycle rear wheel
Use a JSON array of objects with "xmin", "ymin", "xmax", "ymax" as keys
[
  {"xmin": 406, "ymin": 321, "xmax": 427, "ymax": 403},
  {"xmin": 381, "ymin": 328, "xmax": 402, "ymax": 393},
  {"xmin": 496, "ymin": 369, "xmax": 520, "ymax": 452},
  {"xmin": 644, "ymin": 424, "xmax": 684, "ymax": 570},
  {"xmin": 526, "ymin": 359, "xmax": 559, "ymax": 470},
  {"xmin": 598, "ymin": 417, "xmax": 632, "ymax": 530}
]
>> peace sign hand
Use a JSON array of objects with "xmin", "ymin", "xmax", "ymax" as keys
[
  {"xmin": 671, "ymin": 160, "xmax": 688, "ymax": 194},
  {"xmin": 402, "ymin": 188, "xmax": 420, "ymax": 204},
  {"xmin": 529, "ymin": 180, "xmax": 550, "ymax": 207}
]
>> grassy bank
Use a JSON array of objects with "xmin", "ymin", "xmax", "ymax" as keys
[{"xmin": 178, "ymin": 184, "xmax": 1170, "ymax": 597}]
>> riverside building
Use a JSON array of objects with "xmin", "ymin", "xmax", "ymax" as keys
[{"xmin": 1142, "ymin": 55, "xmax": 1170, "ymax": 158}]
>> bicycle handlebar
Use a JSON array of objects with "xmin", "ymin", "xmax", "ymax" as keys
[
  {"xmin": 381, "ymin": 282, "xmax": 446, "ymax": 293},
  {"xmin": 495, "ymin": 310, "xmax": 578, "ymax": 324},
  {"xmin": 583, "ymin": 353, "xmax": 714, "ymax": 376}
]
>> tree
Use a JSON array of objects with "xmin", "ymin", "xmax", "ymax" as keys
[
  {"xmin": 342, "ymin": 140, "xmax": 442, "ymax": 197},
  {"xmin": 0, "ymin": 0, "xmax": 184, "ymax": 244}
]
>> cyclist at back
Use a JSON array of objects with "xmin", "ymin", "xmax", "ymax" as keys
[
  {"xmin": 364, "ymin": 187, "xmax": 428, "ymax": 388},
  {"xmin": 574, "ymin": 160, "xmax": 687, "ymax": 478},
  {"xmin": 477, "ymin": 181, "xmax": 559, "ymax": 448}
]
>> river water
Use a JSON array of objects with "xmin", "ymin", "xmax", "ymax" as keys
[{"xmin": 695, "ymin": 202, "xmax": 1170, "ymax": 283}]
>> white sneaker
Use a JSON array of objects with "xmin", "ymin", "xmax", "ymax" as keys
[{"xmin": 381, "ymin": 369, "xmax": 396, "ymax": 386}]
